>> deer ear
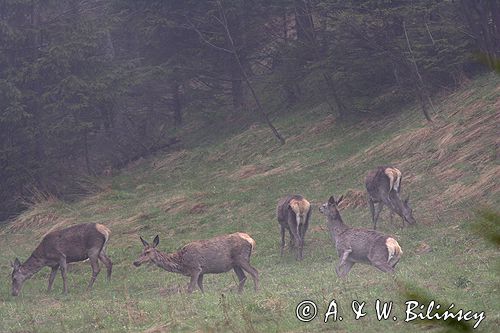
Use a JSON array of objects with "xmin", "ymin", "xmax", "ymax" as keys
[
  {"xmin": 328, "ymin": 196, "xmax": 335, "ymax": 205},
  {"xmin": 153, "ymin": 235, "xmax": 159, "ymax": 247},
  {"xmin": 337, "ymin": 195, "xmax": 344, "ymax": 205},
  {"xmin": 140, "ymin": 236, "xmax": 149, "ymax": 247},
  {"xmin": 12, "ymin": 258, "xmax": 21, "ymax": 269}
]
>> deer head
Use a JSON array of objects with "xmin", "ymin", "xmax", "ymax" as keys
[
  {"xmin": 11, "ymin": 258, "xmax": 27, "ymax": 296},
  {"xmin": 133, "ymin": 235, "xmax": 160, "ymax": 267},
  {"xmin": 319, "ymin": 195, "xmax": 344, "ymax": 218},
  {"xmin": 391, "ymin": 194, "xmax": 416, "ymax": 225}
]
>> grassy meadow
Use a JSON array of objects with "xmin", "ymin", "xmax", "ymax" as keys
[{"xmin": 0, "ymin": 74, "xmax": 498, "ymax": 332}]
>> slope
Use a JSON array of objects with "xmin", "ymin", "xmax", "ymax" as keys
[{"xmin": 0, "ymin": 74, "xmax": 498, "ymax": 333}]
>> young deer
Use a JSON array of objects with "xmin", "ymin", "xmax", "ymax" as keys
[
  {"xmin": 276, "ymin": 195, "xmax": 312, "ymax": 260},
  {"xmin": 365, "ymin": 166, "xmax": 416, "ymax": 229},
  {"xmin": 10, "ymin": 223, "xmax": 112, "ymax": 296},
  {"xmin": 319, "ymin": 195, "xmax": 402, "ymax": 276},
  {"xmin": 133, "ymin": 233, "xmax": 259, "ymax": 293}
]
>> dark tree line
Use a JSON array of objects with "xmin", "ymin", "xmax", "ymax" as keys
[{"xmin": 1, "ymin": 0, "xmax": 497, "ymax": 220}]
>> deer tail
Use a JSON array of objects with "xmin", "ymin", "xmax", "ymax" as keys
[
  {"xmin": 289, "ymin": 198, "xmax": 311, "ymax": 224},
  {"xmin": 96, "ymin": 224, "xmax": 111, "ymax": 251},
  {"xmin": 237, "ymin": 232, "xmax": 256, "ymax": 251},
  {"xmin": 384, "ymin": 167, "xmax": 402, "ymax": 192},
  {"xmin": 386, "ymin": 237, "xmax": 402, "ymax": 262}
]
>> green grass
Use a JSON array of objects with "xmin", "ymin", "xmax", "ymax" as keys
[{"xmin": 0, "ymin": 74, "xmax": 499, "ymax": 332}]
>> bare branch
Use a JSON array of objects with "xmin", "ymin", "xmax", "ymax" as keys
[{"xmin": 185, "ymin": 17, "xmax": 233, "ymax": 53}]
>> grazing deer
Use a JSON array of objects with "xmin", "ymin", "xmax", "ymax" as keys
[
  {"xmin": 10, "ymin": 223, "xmax": 112, "ymax": 296},
  {"xmin": 133, "ymin": 233, "xmax": 259, "ymax": 293},
  {"xmin": 365, "ymin": 166, "xmax": 416, "ymax": 229},
  {"xmin": 319, "ymin": 195, "xmax": 402, "ymax": 276},
  {"xmin": 276, "ymin": 195, "xmax": 312, "ymax": 260}
]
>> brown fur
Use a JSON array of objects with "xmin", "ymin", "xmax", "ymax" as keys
[
  {"xmin": 366, "ymin": 166, "xmax": 416, "ymax": 229},
  {"xmin": 133, "ymin": 233, "xmax": 259, "ymax": 293},
  {"xmin": 276, "ymin": 195, "xmax": 312, "ymax": 260},
  {"xmin": 10, "ymin": 223, "xmax": 113, "ymax": 296},
  {"xmin": 319, "ymin": 195, "xmax": 403, "ymax": 277}
]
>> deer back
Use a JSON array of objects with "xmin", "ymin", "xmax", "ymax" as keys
[
  {"xmin": 336, "ymin": 228, "xmax": 393, "ymax": 262},
  {"xmin": 36, "ymin": 223, "xmax": 109, "ymax": 263},
  {"xmin": 365, "ymin": 166, "xmax": 393, "ymax": 200}
]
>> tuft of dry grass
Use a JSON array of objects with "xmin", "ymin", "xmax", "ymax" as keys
[
  {"xmin": 153, "ymin": 149, "xmax": 189, "ymax": 170},
  {"xmin": 160, "ymin": 192, "xmax": 208, "ymax": 215},
  {"xmin": 338, "ymin": 189, "xmax": 367, "ymax": 210}
]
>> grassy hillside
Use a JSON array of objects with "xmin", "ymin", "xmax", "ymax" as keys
[{"xmin": 0, "ymin": 74, "xmax": 498, "ymax": 333}]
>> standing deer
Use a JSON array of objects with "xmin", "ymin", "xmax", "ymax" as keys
[
  {"xmin": 133, "ymin": 232, "xmax": 259, "ymax": 293},
  {"xmin": 319, "ymin": 195, "xmax": 402, "ymax": 276},
  {"xmin": 365, "ymin": 166, "xmax": 416, "ymax": 229},
  {"xmin": 10, "ymin": 223, "xmax": 112, "ymax": 296},
  {"xmin": 276, "ymin": 195, "xmax": 312, "ymax": 260}
]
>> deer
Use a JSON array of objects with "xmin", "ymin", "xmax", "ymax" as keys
[
  {"xmin": 276, "ymin": 194, "xmax": 312, "ymax": 260},
  {"xmin": 10, "ymin": 223, "xmax": 112, "ymax": 296},
  {"xmin": 319, "ymin": 195, "xmax": 403, "ymax": 277},
  {"xmin": 133, "ymin": 232, "xmax": 259, "ymax": 293},
  {"xmin": 365, "ymin": 166, "xmax": 416, "ymax": 230}
]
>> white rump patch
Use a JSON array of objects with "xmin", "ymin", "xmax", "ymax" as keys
[
  {"xmin": 386, "ymin": 237, "xmax": 402, "ymax": 262},
  {"xmin": 96, "ymin": 224, "xmax": 111, "ymax": 244},
  {"xmin": 236, "ymin": 232, "xmax": 256, "ymax": 250},
  {"xmin": 384, "ymin": 167, "xmax": 402, "ymax": 192},
  {"xmin": 289, "ymin": 198, "xmax": 311, "ymax": 225}
]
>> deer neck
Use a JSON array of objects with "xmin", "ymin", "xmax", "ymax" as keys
[
  {"xmin": 326, "ymin": 214, "xmax": 349, "ymax": 241},
  {"xmin": 152, "ymin": 250, "xmax": 183, "ymax": 274},
  {"xmin": 21, "ymin": 255, "xmax": 45, "ymax": 278},
  {"xmin": 387, "ymin": 192, "xmax": 404, "ymax": 217}
]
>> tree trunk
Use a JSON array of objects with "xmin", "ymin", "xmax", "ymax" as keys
[
  {"xmin": 403, "ymin": 20, "xmax": 433, "ymax": 122},
  {"xmin": 83, "ymin": 130, "xmax": 92, "ymax": 175},
  {"xmin": 323, "ymin": 73, "xmax": 347, "ymax": 119},
  {"xmin": 171, "ymin": 81, "xmax": 183, "ymax": 126},
  {"xmin": 217, "ymin": 1, "xmax": 285, "ymax": 145},
  {"xmin": 294, "ymin": 0, "xmax": 316, "ymax": 45},
  {"xmin": 230, "ymin": 57, "xmax": 245, "ymax": 113},
  {"xmin": 226, "ymin": 9, "xmax": 246, "ymax": 113}
]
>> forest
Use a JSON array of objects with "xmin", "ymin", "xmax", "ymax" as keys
[{"xmin": 1, "ymin": 0, "xmax": 498, "ymax": 221}]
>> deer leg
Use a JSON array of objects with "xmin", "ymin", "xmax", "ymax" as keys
[
  {"xmin": 187, "ymin": 268, "xmax": 202, "ymax": 293},
  {"xmin": 389, "ymin": 254, "xmax": 402, "ymax": 268},
  {"xmin": 59, "ymin": 257, "xmax": 68, "ymax": 294},
  {"xmin": 87, "ymin": 253, "xmax": 101, "ymax": 290},
  {"xmin": 372, "ymin": 261, "xmax": 395, "ymax": 274},
  {"xmin": 373, "ymin": 202, "xmax": 384, "ymax": 230},
  {"xmin": 197, "ymin": 274, "xmax": 204, "ymax": 293},
  {"xmin": 233, "ymin": 266, "xmax": 247, "ymax": 293},
  {"xmin": 335, "ymin": 249, "xmax": 352, "ymax": 276},
  {"xmin": 47, "ymin": 265, "xmax": 59, "ymax": 292},
  {"xmin": 98, "ymin": 252, "xmax": 113, "ymax": 281},
  {"xmin": 288, "ymin": 229, "xmax": 296, "ymax": 249},
  {"xmin": 280, "ymin": 225, "xmax": 286, "ymax": 257},
  {"xmin": 238, "ymin": 260, "xmax": 259, "ymax": 292},
  {"xmin": 337, "ymin": 261, "xmax": 354, "ymax": 278},
  {"xmin": 298, "ymin": 220, "xmax": 309, "ymax": 260},
  {"xmin": 288, "ymin": 222, "xmax": 302, "ymax": 260},
  {"xmin": 297, "ymin": 223, "xmax": 304, "ymax": 260},
  {"xmin": 368, "ymin": 197, "xmax": 376, "ymax": 228}
]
